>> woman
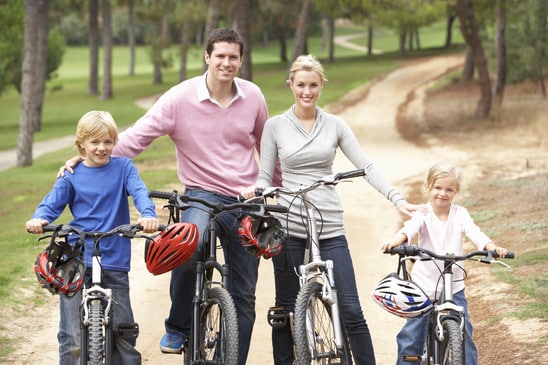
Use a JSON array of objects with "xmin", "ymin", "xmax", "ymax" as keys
[{"xmin": 242, "ymin": 54, "xmax": 421, "ymax": 365}]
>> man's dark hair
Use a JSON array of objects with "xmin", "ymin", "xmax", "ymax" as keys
[{"xmin": 205, "ymin": 28, "xmax": 244, "ymax": 57}]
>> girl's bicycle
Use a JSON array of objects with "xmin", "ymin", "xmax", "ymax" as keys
[
  {"xmin": 377, "ymin": 244, "xmax": 514, "ymax": 365},
  {"xmin": 35, "ymin": 223, "xmax": 168, "ymax": 365},
  {"xmin": 149, "ymin": 189, "xmax": 287, "ymax": 365},
  {"xmin": 252, "ymin": 169, "xmax": 367, "ymax": 365}
]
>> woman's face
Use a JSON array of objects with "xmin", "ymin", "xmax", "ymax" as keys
[{"xmin": 289, "ymin": 70, "xmax": 323, "ymax": 110}]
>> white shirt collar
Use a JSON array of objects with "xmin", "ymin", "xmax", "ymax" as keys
[{"xmin": 197, "ymin": 72, "xmax": 245, "ymax": 106}]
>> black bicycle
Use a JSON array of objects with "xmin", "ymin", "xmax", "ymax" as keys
[
  {"xmin": 149, "ymin": 189, "xmax": 287, "ymax": 365},
  {"xmin": 385, "ymin": 245, "xmax": 514, "ymax": 365}
]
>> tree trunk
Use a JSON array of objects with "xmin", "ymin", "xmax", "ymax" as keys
[
  {"xmin": 33, "ymin": 2, "xmax": 48, "ymax": 132},
  {"xmin": 398, "ymin": 32, "xmax": 406, "ymax": 56},
  {"xmin": 179, "ymin": 16, "xmax": 191, "ymax": 82},
  {"xmin": 274, "ymin": 23, "xmax": 287, "ymax": 62},
  {"xmin": 18, "ymin": 0, "xmax": 48, "ymax": 167},
  {"xmin": 203, "ymin": 0, "xmax": 221, "ymax": 72},
  {"xmin": 367, "ymin": 23, "xmax": 373, "ymax": 56},
  {"xmin": 100, "ymin": 0, "xmax": 113, "ymax": 100},
  {"xmin": 456, "ymin": 0, "xmax": 492, "ymax": 118},
  {"xmin": 290, "ymin": 0, "xmax": 312, "ymax": 65},
  {"xmin": 461, "ymin": 49, "xmax": 474, "ymax": 81},
  {"xmin": 493, "ymin": 0, "xmax": 507, "ymax": 106},
  {"xmin": 88, "ymin": 0, "xmax": 99, "ymax": 95},
  {"xmin": 445, "ymin": 14, "xmax": 455, "ymax": 48},
  {"xmin": 327, "ymin": 16, "xmax": 335, "ymax": 63},
  {"xmin": 128, "ymin": 0, "xmax": 136, "ymax": 76},
  {"xmin": 234, "ymin": 0, "xmax": 253, "ymax": 81}
]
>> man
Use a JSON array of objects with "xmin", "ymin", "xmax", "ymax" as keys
[{"xmin": 62, "ymin": 28, "xmax": 280, "ymax": 365}]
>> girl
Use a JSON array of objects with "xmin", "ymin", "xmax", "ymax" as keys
[{"xmin": 382, "ymin": 163, "xmax": 508, "ymax": 365}]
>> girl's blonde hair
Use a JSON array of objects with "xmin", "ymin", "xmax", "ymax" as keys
[
  {"xmin": 74, "ymin": 111, "xmax": 118, "ymax": 156},
  {"xmin": 287, "ymin": 54, "xmax": 328, "ymax": 84},
  {"xmin": 424, "ymin": 163, "xmax": 463, "ymax": 192}
]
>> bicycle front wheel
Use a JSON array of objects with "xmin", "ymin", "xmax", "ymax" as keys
[
  {"xmin": 87, "ymin": 299, "xmax": 105, "ymax": 365},
  {"xmin": 293, "ymin": 281, "xmax": 352, "ymax": 365},
  {"xmin": 440, "ymin": 319, "xmax": 464, "ymax": 365},
  {"xmin": 186, "ymin": 286, "xmax": 239, "ymax": 365}
]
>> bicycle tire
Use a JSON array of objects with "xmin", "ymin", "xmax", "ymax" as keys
[
  {"xmin": 293, "ymin": 281, "xmax": 352, "ymax": 365},
  {"xmin": 440, "ymin": 319, "xmax": 464, "ymax": 365},
  {"xmin": 87, "ymin": 299, "xmax": 105, "ymax": 365},
  {"xmin": 185, "ymin": 287, "xmax": 239, "ymax": 365}
]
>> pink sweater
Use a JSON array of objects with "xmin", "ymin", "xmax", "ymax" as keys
[{"xmin": 114, "ymin": 74, "xmax": 272, "ymax": 197}]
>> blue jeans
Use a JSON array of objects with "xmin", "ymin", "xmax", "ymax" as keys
[
  {"xmin": 59, "ymin": 269, "xmax": 141, "ymax": 365},
  {"xmin": 165, "ymin": 189, "xmax": 259, "ymax": 365},
  {"xmin": 396, "ymin": 289, "xmax": 478, "ymax": 365},
  {"xmin": 271, "ymin": 235, "xmax": 376, "ymax": 365}
]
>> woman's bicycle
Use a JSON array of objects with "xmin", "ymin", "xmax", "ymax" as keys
[
  {"xmin": 149, "ymin": 189, "xmax": 287, "ymax": 365},
  {"xmin": 252, "ymin": 169, "xmax": 367, "ymax": 365},
  {"xmin": 35, "ymin": 223, "xmax": 162, "ymax": 365},
  {"xmin": 380, "ymin": 244, "xmax": 514, "ymax": 365}
]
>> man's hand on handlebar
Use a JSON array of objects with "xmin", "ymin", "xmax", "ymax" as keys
[{"xmin": 57, "ymin": 155, "xmax": 86, "ymax": 178}]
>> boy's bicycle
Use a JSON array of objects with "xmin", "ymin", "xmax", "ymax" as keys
[
  {"xmin": 252, "ymin": 169, "xmax": 366, "ymax": 365},
  {"xmin": 377, "ymin": 245, "xmax": 514, "ymax": 365},
  {"xmin": 149, "ymin": 189, "xmax": 287, "ymax": 365},
  {"xmin": 35, "ymin": 223, "xmax": 170, "ymax": 365}
]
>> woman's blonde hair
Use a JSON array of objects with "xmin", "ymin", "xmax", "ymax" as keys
[
  {"xmin": 74, "ymin": 111, "xmax": 118, "ymax": 156},
  {"xmin": 287, "ymin": 54, "xmax": 328, "ymax": 84},
  {"xmin": 424, "ymin": 163, "xmax": 463, "ymax": 192}
]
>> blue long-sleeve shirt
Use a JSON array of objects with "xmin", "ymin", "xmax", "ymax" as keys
[{"xmin": 32, "ymin": 157, "xmax": 157, "ymax": 271}]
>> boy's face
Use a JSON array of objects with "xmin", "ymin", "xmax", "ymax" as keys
[{"xmin": 81, "ymin": 132, "xmax": 114, "ymax": 168}]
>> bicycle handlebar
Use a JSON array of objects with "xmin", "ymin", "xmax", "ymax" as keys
[
  {"xmin": 41, "ymin": 223, "xmax": 166, "ymax": 239},
  {"xmin": 149, "ymin": 190, "xmax": 288, "ymax": 215},
  {"xmin": 388, "ymin": 244, "xmax": 515, "ymax": 262}
]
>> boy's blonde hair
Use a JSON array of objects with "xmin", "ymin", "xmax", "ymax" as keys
[
  {"xmin": 74, "ymin": 111, "xmax": 118, "ymax": 156},
  {"xmin": 287, "ymin": 54, "xmax": 328, "ymax": 84},
  {"xmin": 424, "ymin": 163, "xmax": 463, "ymax": 192}
]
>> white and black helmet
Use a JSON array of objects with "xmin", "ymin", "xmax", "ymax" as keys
[{"xmin": 371, "ymin": 273, "xmax": 433, "ymax": 319}]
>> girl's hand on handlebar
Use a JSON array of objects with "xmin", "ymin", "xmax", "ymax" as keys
[
  {"xmin": 26, "ymin": 218, "xmax": 49, "ymax": 234},
  {"xmin": 484, "ymin": 242, "xmax": 509, "ymax": 258},
  {"xmin": 138, "ymin": 217, "xmax": 160, "ymax": 233},
  {"xmin": 57, "ymin": 155, "xmax": 86, "ymax": 178}
]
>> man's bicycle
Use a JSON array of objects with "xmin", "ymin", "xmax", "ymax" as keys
[
  {"xmin": 149, "ymin": 189, "xmax": 287, "ymax": 365},
  {"xmin": 34, "ymin": 223, "xmax": 170, "ymax": 365},
  {"xmin": 377, "ymin": 245, "xmax": 514, "ymax": 365},
  {"xmin": 252, "ymin": 169, "xmax": 367, "ymax": 365}
]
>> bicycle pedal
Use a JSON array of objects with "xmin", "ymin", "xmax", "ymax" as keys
[
  {"xmin": 401, "ymin": 355, "xmax": 421, "ymax": 362},
  {"xmin": 115, "ymin": 322, "xmax": 139, "ymax": 339},
  {"xmin": 267, "ymin": 306, "xmax": 289, "ymax": 329}
]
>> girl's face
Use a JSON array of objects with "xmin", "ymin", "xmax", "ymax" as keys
[
  {"xmin": 81, "ymin": 132, "xmax": 114, "ymax": 167},
  {"xmin": 428, "ymin": 176, "xmax": 459, "ymax": 211},
  {"xmin": 289, "ymin": 70, "xmax": 323, "ymax": 110}
]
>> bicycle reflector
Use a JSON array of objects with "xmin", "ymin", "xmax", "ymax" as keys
[
  {"xmin": 238, "ymin": 214, "xmax": 284, "ymax": 259},
  {"xmin": 34, "ymin": 239, "xmax": 84, "ymax": 297},
  {"xmin": 371, "ymin": 273, "xmax": 433, "ymax": 319},
  {"xmin": 144, "ymin": 222, "xmax": 198, "ymax": 275}
]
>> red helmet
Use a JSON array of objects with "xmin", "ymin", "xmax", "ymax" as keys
[
  {"xmin": 238, "ymin": 214, "xmax": 284, "ymax": 259},
  {"xmin": 34, "ymin": 240, "xmax": 84, "ymax": 297},
  {"xmin": 144, "ymin": 223, "xmax": 198, "ymax": 275}
]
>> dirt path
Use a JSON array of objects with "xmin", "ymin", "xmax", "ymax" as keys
[{"xmin": 2, "ymin": 54, "xmax": 466, "ymax": 364}]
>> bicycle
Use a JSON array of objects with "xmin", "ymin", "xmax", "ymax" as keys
[
  {"xmin": 380, "ymin": 244, "xmax": 514, "ymax": 365},
  {"xmin": 36, "ymin": 223, "xmax": 163, "ymax": 365},
  {"xmin": 251, "ymin": 169, "xmax": 367, "ymax": 365},
  {"xmin": 149, "ymin": 189, "xmax": 287, "ymax": 365}
]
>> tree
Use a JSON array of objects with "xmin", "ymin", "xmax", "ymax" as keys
[
  {"xmin": 234, "ymin": 0, "xmax": 254, "ymax": 80},
  {"xmin": 100, "ymin": 0, "xmax": 113, "ymax": 100},
  {"xmin": 17, "ymin": 0, "xmax": 49, "ymax": 167},
  {"xmin": 493, "ymin": 0, "xmax": 507, "ymax": 105},
  {"xmin": 456, "ymin": 0, "xmax": 492, "ymax": 117},
  {"xmin": 290, "ymin": 0, "xmax": 312, "ymax": 65},
  {"xmin": 88, "ymin": 0, "xmax": 99, "ymax": 95}
]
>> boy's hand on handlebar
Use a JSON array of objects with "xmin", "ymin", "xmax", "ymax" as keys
[
  {"xmin": 57, "ymin": 155, "xmax": 85, "ymax": 178},
  {"xmin": 26, "ymin": 218, "xmax": 49, "ymax": 234},
  {"xmin": 398, "ymin": 203, "xmax": 427, "ymax": 217},
  {"xmin": 138, "ymin": 217, "xmax": 160, "ymax": 233}
]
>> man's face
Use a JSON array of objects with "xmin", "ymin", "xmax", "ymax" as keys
[{"xmin": 204, "ymin": 41, "xmax": 242, "ymax": 83}]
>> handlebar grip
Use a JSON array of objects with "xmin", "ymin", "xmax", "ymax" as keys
[
  {"xmin": 42, "ymin": 224, "xmax": 61, "ymax": 232},
  {"xmin": 334, "ymin": 169, "xmax": 366, "ymax": 181},
  {"xmin": 265, "ymin": 204, "xmax": 289, "ymax": 214},
  {"xmin": 149, "ymin": 190, "xmax": 174, "ymax": 200},
  {"xmin": 496, "ymin": 251, "xmax": 515, "ymax": 259}
]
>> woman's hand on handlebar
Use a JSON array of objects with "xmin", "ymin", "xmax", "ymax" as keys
[
  {"xmin": 240, "ymin": 185, "xmax": 260, "ymax": 200},
  {"xmin": 138, "ymin": 217, "xmax": 160, "ymax": 233},
  {"xmin": 57, "ymin": 155, "xmax": 86, "ymax": 178},
  {"xmin": 26, "ymin": 218, "xmax": 49, "ymax": 234}
]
